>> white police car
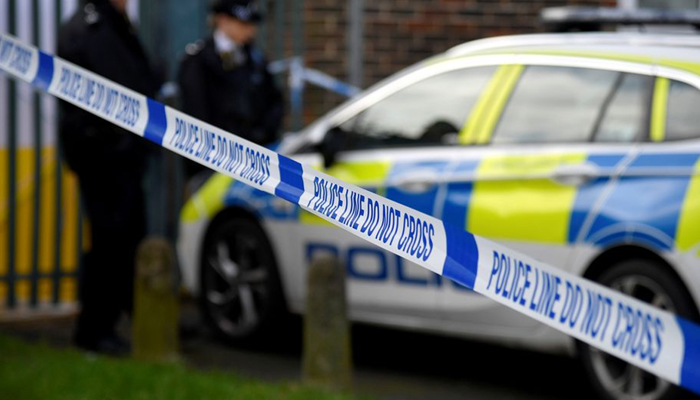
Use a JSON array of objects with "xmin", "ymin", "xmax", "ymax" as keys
[{"xmin": 178, "ymin": 32, "xmax": 700, "ymax": 400}]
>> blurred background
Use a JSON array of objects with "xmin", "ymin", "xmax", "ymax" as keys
[
  {"xmin": 0, "ymin": 0, "xmax": 696, "ymax": 322},
  {"xmin": 3, "ymin": 2, "xmax": 700, "ymax": 400}
]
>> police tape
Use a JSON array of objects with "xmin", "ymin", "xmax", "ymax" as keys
[
  {"xmin": 302, "ymin": 68, "xmax": 361, "ymax": 97},
  {"xmin": 1, "ymin": 32, "xmax": 699, "ymax": 393},
  {"xmin": 268, "ymin": 56, "xmax": 361, "ymax": 98}
]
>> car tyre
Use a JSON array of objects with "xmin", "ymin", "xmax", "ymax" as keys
[
  {"xmin": 578, "ymin": 259, "xmax": 699, "ymax": 400},
  {"xmin": 200, "ymin": 216, "xmax": 285, "ymax": 345}
]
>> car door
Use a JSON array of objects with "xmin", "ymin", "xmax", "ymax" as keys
[
  {"xmin": 283, "ymin": 60, "xmax": 497, "ymax": 324},
  {"xmin": 578, "ymin": 74, "xmax": 700, "ymax": 305},
  {"xmin": 437, "ymin": 62, "xmax": 656, "ymax": 341}
]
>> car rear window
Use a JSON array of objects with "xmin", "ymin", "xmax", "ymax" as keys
[
  {"xmin": 595, "ymin": 73, "xmax": 653, "ymax": 143},
  {"xmin": 666, "ymin": 80, "xmax": 700, "ymax": 141},
  {"xmin": 492, "ymin": 66, "xmax": 651, "ymax": 145}
]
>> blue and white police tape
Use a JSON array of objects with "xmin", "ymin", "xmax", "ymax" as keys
[
  {"xmin": 302, "ymin": 68, "xmax": 361, "ymax": 98},
  {"xmin": 268, "ymin": 56, "xmax": 361, "ymax": 98},
  {"xmin": 1, "ymin": 32, "xmax": 698, "ymax": 393}
]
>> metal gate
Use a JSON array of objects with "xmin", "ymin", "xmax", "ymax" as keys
[
  {"xmin": 1, "ymin": 0, "xmax": 88, "ymax": 313},
  {"xmin": 1, "ymin": 0, "xmax": 314, "ymax": 314}
]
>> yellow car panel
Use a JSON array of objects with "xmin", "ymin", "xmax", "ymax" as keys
[
  {"xmin": 468, "ymin": 153, "xmax": 587, "ymax": 244},
  {"xmin": 677, "ymin": 157, "xmax": 700, "ymax": 252}
]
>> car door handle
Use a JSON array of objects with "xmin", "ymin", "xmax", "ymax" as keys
[
  {"xmin": 389, "ymin": 171, "xmax": 439, "ymax": 193},
  {"xmin": 396, "ymin": 180, "xmax": 437, "ymax": 193},
  {"xmin": 550, "ymin": 163, "xmax": 600, "ymax": 186}
]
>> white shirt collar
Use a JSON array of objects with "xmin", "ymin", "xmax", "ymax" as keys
[{"xmin": 214, "ymin": 29, "xmax": 238, "ymax": 54}]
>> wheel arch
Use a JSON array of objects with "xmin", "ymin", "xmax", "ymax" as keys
[
  {"xmin": 577, "ymin": 244, "xmax": 700, "ymax": 400},
  {"xmin": 201, "ymin": 206, "xmax": 262, "ymax": 258},
  {"xmin": 582, "ymin": 244, "xmax": 700, "ymax": 320},
  {"xmin": 198, "ymin": 206, "xmax": 289, "ymax": 311}
]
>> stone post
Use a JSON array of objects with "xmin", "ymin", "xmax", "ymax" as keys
[
  {"xmin": 132, "ymin": 237, "xmax": 179, "ymax": 362},
  {"xmin": 302, "ymin": 253, "xmax": 352, "ymax": 390}
]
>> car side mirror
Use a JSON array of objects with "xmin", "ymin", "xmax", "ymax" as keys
[{"xmin": 318, "ymin": 127, "xmax": 348, "ymax": 169}]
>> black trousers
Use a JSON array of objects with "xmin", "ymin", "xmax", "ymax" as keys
[{"xmin": 74, "ymin": 168, "xmax": 146, "ymax": 342}]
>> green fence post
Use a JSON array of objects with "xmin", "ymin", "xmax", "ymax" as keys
[
  {"xmin": 52, "ymin": 143, "xmax": 63, "ymax": 305},
  {"xmin": 29, "ymin": 0, "xmax": 42, "ymax": 308},
  {"xmin": 7, "ymin": 0, "xmax": 18, "ymax": 309},
  {"xmin": 76, "ymin": 200, "xmax": 83, "ymax": 288},
  {"xmin": 52, "ymin": 0, "xmax": 64, "ymax": 306}
]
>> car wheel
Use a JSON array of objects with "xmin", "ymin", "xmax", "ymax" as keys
[
  {"xmin": 578, "ymin": 259, "xmax": 698, "ymax": 400},
  {"xmin": 200, "ymin": 217, "xmax": 284, "ymax": 344}
]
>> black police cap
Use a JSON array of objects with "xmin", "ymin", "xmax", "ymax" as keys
[{"xmin": 211, "ymin": 0, "xmax": 263, "ymax": 23}]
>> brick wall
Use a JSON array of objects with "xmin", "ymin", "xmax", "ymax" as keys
[
  {"xmin": 302, "ymin": 0, "xmax": 351, "ymax": 126},
  {"xmin": 268, "ymin": 0, "xmax": 616, "ymax": 127}
]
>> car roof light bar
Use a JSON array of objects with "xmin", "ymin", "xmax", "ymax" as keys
[{"xmin": 541, "ymin": 6, "xmax": 700, "ymax": 31}]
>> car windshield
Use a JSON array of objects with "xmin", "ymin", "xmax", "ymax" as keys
[{"xmin": 330, "ymin": 66, "xmax": 495, "ymax": 150}]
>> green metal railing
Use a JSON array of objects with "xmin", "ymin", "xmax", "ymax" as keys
[
  {"xmin": 2, "ymin": 0, "xmax": 82, "ymax": 310},
  {"xmin": 1, "ymin": 0, "xmax": 309, "ymax": 311},
  {"xmin": 6, "ymin": 0, "xmax": 18, "ymax": 309}
]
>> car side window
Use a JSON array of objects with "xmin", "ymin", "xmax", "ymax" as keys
[
  {"xmin": 339, "ymin": 66, "xmax": 495, "ymax": 150},
  {"xmin": 492, "ymin": 66, "xmax": 650, "ymax": 144},
  {"xmin": 594, "ymin": 73, "xmax": 653, "ymax": 143},
  {"xmin": 666, "ymin": 80, "xmax": 700, "ymax": 141}
]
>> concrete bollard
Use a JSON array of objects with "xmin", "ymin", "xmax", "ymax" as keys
[
  {"xmin": 302, "ymin": 253, "xmax": 352, "ymax": 391},
  {"xmin": 132, "ymin": 237, "xmax": 179, "ymax": 362}
]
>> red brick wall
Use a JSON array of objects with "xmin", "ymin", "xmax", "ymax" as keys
[
  {"xmin": 360, "ymin": 0, "xmax": 615, "ymax": 84},
  {"xmin": 270, "ymin": 0, "xmax": 616, "ymax": 127},
  {"xmin": 302, "ymin": 0, "xmax": 351, "ymax": 125}
]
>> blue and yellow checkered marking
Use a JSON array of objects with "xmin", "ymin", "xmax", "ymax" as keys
[
  {"xmin": 568, "ymin": 154, "xmax": 627, "ymax": 244},
  {"xmin": 386, "ymin": 161, "xmax": 451, "ymax": 216},
  {"xmin": 442, "ymin": 160, "xmax": 480, "ymax": 231},
  {"xmin": 584, "ymin": 153, "xmax": 700, "ymax": 251},
  {"xmin": 199, "ymin": 150, "xmax": 700, "ymax": 253},
  {"xmin": 192, "ymin": 150, "xmax": 700, "ymax": 257},
  {"xmin": 676, "ymin": 156, "xmax": 700, "ymax": 253}
]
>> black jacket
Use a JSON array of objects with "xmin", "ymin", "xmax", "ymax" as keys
[
  {"xmin": 57, "ymin": 0, "xmax": 160, "ymax": 175},
  {"xmin": 178, "ymin": 37, "xmax": 283, "ymax": 146}
]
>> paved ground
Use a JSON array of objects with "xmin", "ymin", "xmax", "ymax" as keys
[{"xmin": 0, "ymin": 303, "xmax": 598, "ymax": 400}]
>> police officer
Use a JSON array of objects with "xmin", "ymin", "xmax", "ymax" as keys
[
  {"xmin": 58, "ymin": 0, "xmax": 160, "ymax": 354},
  {"xmin": 178, "ymin": 0, "xmax": 283, "ymax": 177}
]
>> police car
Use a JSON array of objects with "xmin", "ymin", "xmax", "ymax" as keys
[{"xmin": 178, "ymin": 32, "xmax": 700, "ymax": 400}]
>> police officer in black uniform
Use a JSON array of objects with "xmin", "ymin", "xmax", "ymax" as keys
[
  {"xmin": 178, "ymin": 0, "xmax": 283, "ymax": 178},
  {"xmin": 58, "ymin": 0, "xmax": 160, "ymax": 354}
]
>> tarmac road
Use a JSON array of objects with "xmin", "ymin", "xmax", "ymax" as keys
[
  {"xmin": 181, "ymin": 299, "xmax": 600, "ymax": 400},
  {"xmin": 1, "ymin": 306, "xmax": 598, "ymax": 400},
  {"xmin": 182, "ymin": 315, "xmax": 596, "ymax": 400}
]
